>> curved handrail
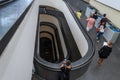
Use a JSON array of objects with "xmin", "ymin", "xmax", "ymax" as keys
[
  {"xmin": 63, "ymin": 0, "xmax": 95, "ymax": 69},
  {"xmin": 34, "ymin": 1, "xmax": 95, "ymax": 79},
  {"xmin": 35, "ymin": 2, "xmax": 95, "ymax": 70}
]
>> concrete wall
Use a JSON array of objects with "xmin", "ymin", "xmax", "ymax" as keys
[
  {"xmin": 40, "ymin": 14, "xmax": 68, "ymax": 57},
  {"xmin": 89, "ymin": 0, "xmax": 120, "ymax": 29}
]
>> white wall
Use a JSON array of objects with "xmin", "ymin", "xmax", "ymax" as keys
[
  {"xmin": 90, "ymin": 0, "xmax": 120, "ymax": 28},
  {"xmin": 96, "ymin": 0, "xmax": 120, "ymax": 11}
]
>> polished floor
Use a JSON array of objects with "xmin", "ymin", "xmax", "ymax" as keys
[{"xmin": 69, "ymin": 0, "xmax": 120, "ymax": 80}]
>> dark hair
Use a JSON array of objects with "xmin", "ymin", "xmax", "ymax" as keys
[
  {"xmin": 108, "ymin": 41, "xmax": 112, "ymax": 46},
  {"xmin": 94, "ymin": 11, "xmax": 97, "ymax": 14},
  {"xmin": 103, "ymin": 14, "xmax": 106, "ymax": 17},
  {"xmin": 66, "ymin": 60, "xmax": 71, "ymax": 66},
  {"xmin": 79, "ymin": 10, "xmax": 82, "ymax": 12},
  {"xmin": 93, "ymin": 11, "xmax": 98, "ymax": 19}
]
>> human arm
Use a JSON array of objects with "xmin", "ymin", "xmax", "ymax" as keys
[{"xmin": 86, "ymin": 18, "xmax": 89, "ymax": 21}]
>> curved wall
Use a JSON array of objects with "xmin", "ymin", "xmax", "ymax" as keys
[
  {"xmin": 40, "ymin": 14, "xmax": 88, "ymax": 57},
  {"xmin": 40, "ymin": 25, "xmax": 60, "ymax": 62},
  {"xmin": 40, "ymin": 25, "xmax": 55, "ymax": 35},
  {"xmin": 40, "ymin": 14, "xmax": 68, "ymax": 57},
  {"xmin": 39, "ymin": 0, "xmax": 88, "ymax": 57}
]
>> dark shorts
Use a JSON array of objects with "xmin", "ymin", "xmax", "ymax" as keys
[{"xmin": 99, "ymin": 53, "xmax": 108, "ymax": 59}]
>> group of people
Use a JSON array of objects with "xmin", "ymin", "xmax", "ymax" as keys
[
  {"xmin": 86, "ymin": 11, "xmax": 107, "ymax": 42},
  {"xmin": 86, "ymin": 12, "xmax": 113, "ymax": 66},
  {"xmin": 78, "ymin": 11, "xmax": 113, "ymax": 65},
  {"xmin": 76, "ymin": 10, "xmax": 108, "ymax": 42},
  {"xmin": 60, "ymin": 41, "xmax": 113, "ymax": 80},
  {"xmin": 59, "ymin": 11, "xmax": 113, "ymax": 80}
]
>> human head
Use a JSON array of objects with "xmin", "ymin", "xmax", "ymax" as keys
[
  {"xmin": 103, "ymin": 14, "xmax": 106, "ymax": 17},
  {"xmin": 94, "ymin": 11, "xmax": 97, "ymax": 14},
  {"xmin": 107, "ymin": 41, "xmax": 112, "ymax": 46},
  {"xmin": 66, "ymin": 60, "xmax": 71, "ymax": 66},
  {"xmin": 79, "ymin": 10, "xmax": 82, "ymax": 12}
]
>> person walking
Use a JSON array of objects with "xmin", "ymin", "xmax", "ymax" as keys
[
  {"xmin": 96, "ymin": 13, "xmax": 107, "ymax": 31},
  {"xmin": 97, "ymin": 41, "xmax": 112, "ymax": 66},
  {"xmin": 96, "ymin": 22, "xmax": 106, "ymax": 42},
  {"xmin": 93, "ymin": 11, "xmax": 98, "ymax": 20},
  {"xmin": 86, "ymin": 15, "xmax": 95, "ymax": 31},
  {"xmin": 60, "ymin": 59, "xmax": 71, "ymax": 80},
  {"xmin": 99, "ymin": 13, "xmax": 107, "ymax": 26},
  {"xmin": 76, "ymin": 10, "xmax": 82, "ymax": 19}
]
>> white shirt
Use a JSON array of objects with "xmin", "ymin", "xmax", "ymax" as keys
[{"xmin": 99, "ymin": 25, "xmax": 105, "ymax": 32}]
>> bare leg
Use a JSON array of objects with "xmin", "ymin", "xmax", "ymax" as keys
[{"xmin": 97, "ymin": 58, "xmax": 104, "ymax": 66}]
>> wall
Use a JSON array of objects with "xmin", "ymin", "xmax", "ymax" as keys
[
  {"xmin": 40, "ymin": 14, "xmax": 68, "ymax": 57},
  {"xmin": 0, "ymin": 0, "xmax": 39, "ymax": 80},
  {"xmin": 90, "ymin": 0, "xmax": 120, "ymax": 28},
  {"xmin": 39, "ymin": 0, "xmax": 88, "ymax": 56}
]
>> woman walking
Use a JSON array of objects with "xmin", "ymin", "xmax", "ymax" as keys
[
  {"xmin": 97, "ymin": 41, "xmax": 112, "ymax": 66},
  {"xmin": 96, "ymin": 22, "xmax": 106, "ymax": 42}
]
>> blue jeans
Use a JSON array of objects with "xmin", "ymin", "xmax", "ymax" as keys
[
  {"xmin": 60, "ymin": 71, "xmax": 64, "ymax": 80},
  {"xmin": 60, "ymin": 71, "xmax": 70, "ymax": 80},
  {"xmin": 97, "ymin": 32, "xmax": 104, "ymax": 40}
]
